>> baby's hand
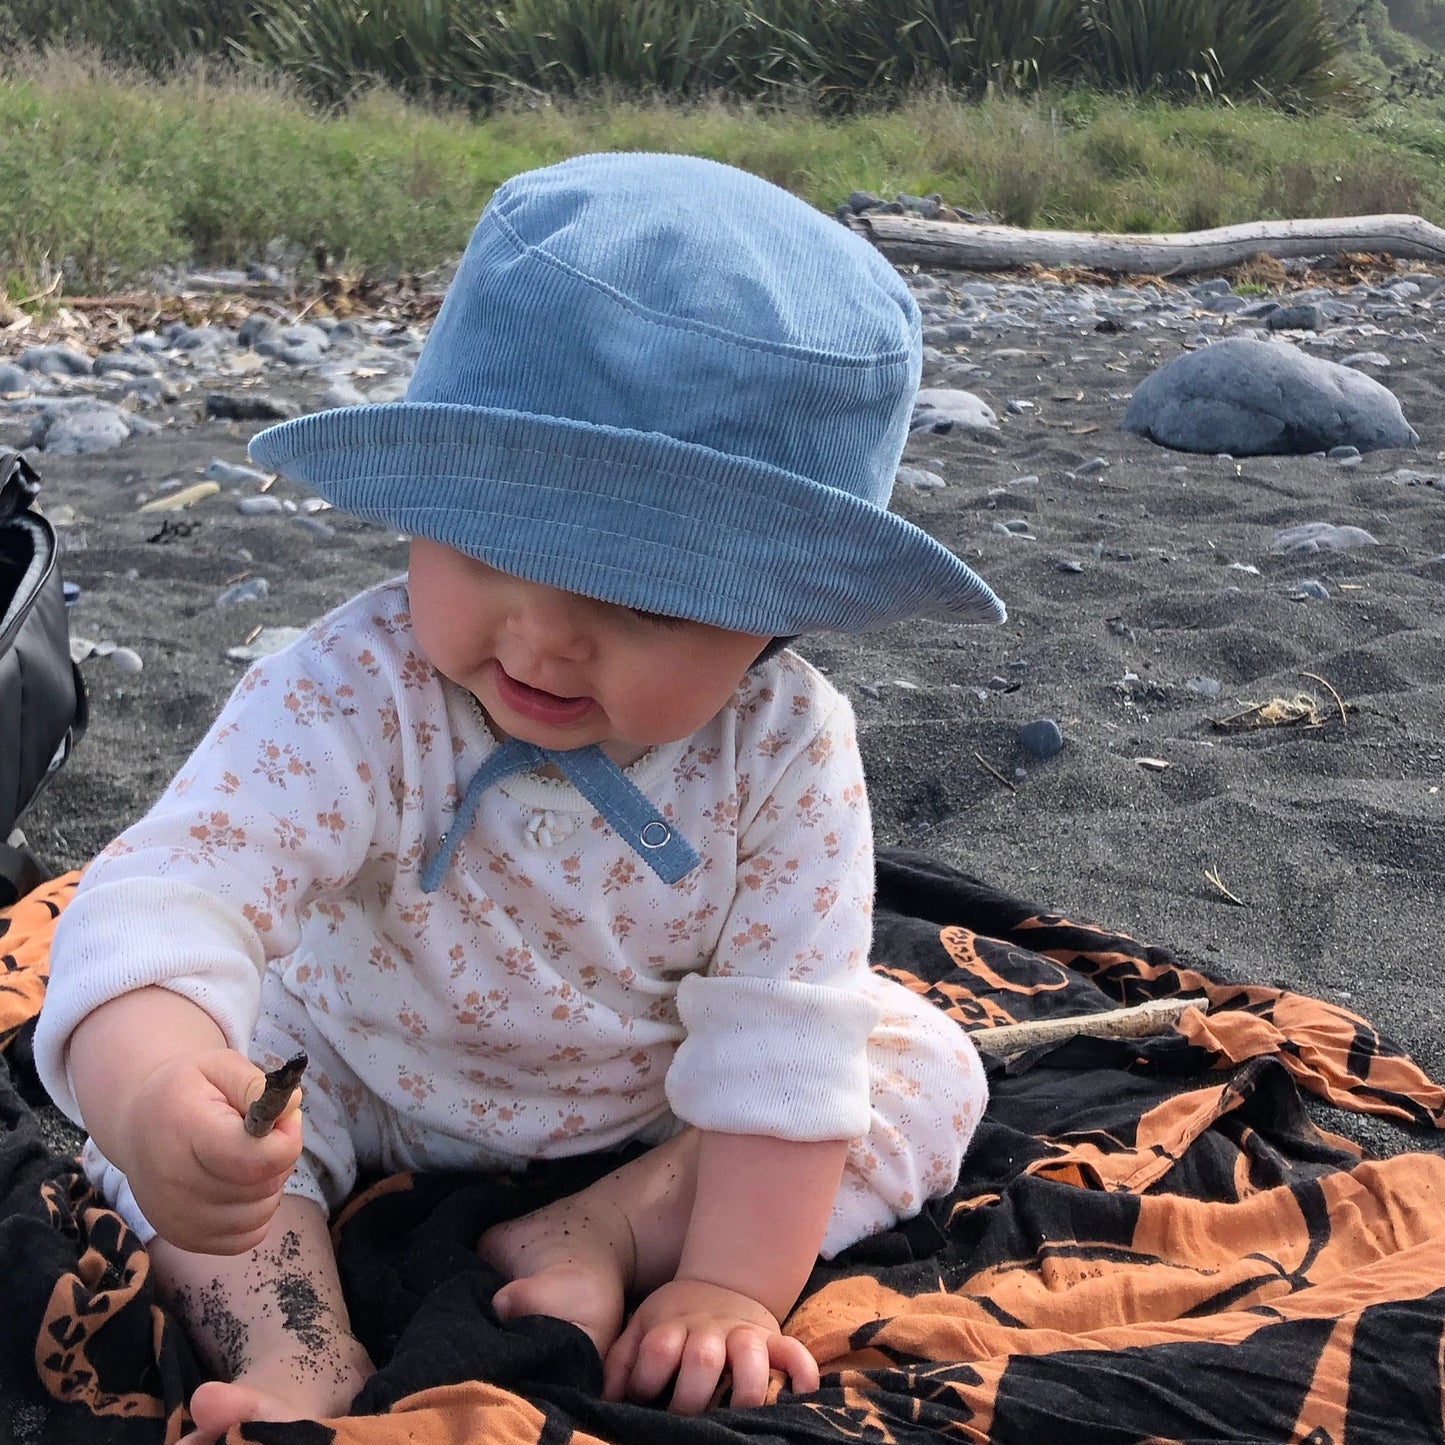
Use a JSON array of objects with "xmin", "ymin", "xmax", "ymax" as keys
[
  {"xmin": 115, "ymin": 1049, "xmax": 302, "ymax": 1256},
  {"xmin": 602, "ymin": 1278, "xmax": 819, "ymax": 1414}
]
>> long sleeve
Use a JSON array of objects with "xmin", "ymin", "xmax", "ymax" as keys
[
  {"xmin": 34, "ymin": 598, "xmax": 400, "ymax": 1121},
  {"xmin": 664, "ymin": 684, "xmax": 879, "ymax": 1141}
]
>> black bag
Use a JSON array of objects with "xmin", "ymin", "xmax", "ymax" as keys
[{"xmin": 0, "ymin": 450, "xmax": 87, "ymax": 904}]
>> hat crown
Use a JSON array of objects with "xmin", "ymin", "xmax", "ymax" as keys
[{"xmin": 407, "ymin": 152, "xmax": 921, "ymax": 507}]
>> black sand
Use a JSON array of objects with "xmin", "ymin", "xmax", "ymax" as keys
[{"xmin": 15, "ymin": 285, "xmax": 1445, "ymax": 1161}]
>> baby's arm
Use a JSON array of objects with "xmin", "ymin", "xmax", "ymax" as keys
[
  {"xmin": 603, "ymin": 1129, "xmax": 847, "ymax": 1412},
  {"xmin": 68, "ymin": 986, "xmax": 303, "ymax": 1254}
]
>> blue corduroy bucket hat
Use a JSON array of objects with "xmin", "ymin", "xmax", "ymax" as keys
[{"xmin": 249, "ymin": 151, "xmax": 1004, "ymax": 634}]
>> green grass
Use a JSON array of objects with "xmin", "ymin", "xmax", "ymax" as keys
[{"xmin": 5, "ymin": 53, "xmax": 1445, "ymax": 293}]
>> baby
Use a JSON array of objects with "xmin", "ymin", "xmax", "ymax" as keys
[{"xmin": 34, "ymin": 152, "xmax": 1005, "ymax": 1442}]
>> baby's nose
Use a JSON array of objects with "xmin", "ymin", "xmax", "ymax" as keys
[{"xmin": 506, "ymin": 586, "xmax": 592, "ymax": 658}]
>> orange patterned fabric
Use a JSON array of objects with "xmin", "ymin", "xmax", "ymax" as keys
[
  {"xmin": 2, "ymin": 848, "xmax": 1442, "ymax": 1443},
  {"xmin": 0, "ymin": 870, "xmax": 78, "ymax": 1052}
]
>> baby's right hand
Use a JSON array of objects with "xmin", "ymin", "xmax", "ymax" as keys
[{"xmin": 114, "ymin": 1049, "xmax": 303, "ymax": 1255}]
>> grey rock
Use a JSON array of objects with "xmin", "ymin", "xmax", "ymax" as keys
[
  {"xmin": 896, "ymin": 464, "xmax": 946, "ymax": 490},
  {"xmin": 1291, "ymin": 579, "xmax": 1332, "ymax": 600},
  {"xmin": 1122, "ymin": 337, "xmax": 1418, "ymax": 456},
  {"xmin": 31, "ymin": 401, "xmax": 136, "ymax": 455},
  {"xmin": 0, "ymin": 362, "xmax": 33, "ymax": 394},
  {"xmin": 205, "ymin": 459, "xmax": 271, "ymax": 485},
  {"xmin": 237, "ymin": 495, "xmax": 285, "ymax": 516},
  {"xmin": 279, "ymin": 340, "xmax": 327, "ymax": 366},
  {"xmin": 1266, "ymin": 303, "xmax": 1326, "ymax": 331},
  {"xmin": 897, "ymin": 192, "xmax": 943, "ymax": 219},
  {"xmin": 910, "ymin": 388, "xmax": 999, "ymax": 435},
  {"xmin": 205, "ymin": 393, "xmax": 300, "ymax": 422},
  {"xmin": 215, "ymin": 577, "xmax": 270, "ymax": 606},
  {"xmin": 116, "ymin": 376, "xmax": 176, "ymax": 408},
  {"xmin": 109, "ymin": 647, "xmax": 144, "ymax": 673},
  {"xmin": 320, "ymin": 380, "xmax": 368, "ymax": 408},
  {"xmin": 1186, "ymin": 676, "xmax": 1223, "ymax": 697},
  {"xmin": 93, "ymin": 351, "xmax": 159, "ymax": 377},
  {"xmin": 238, "ymin": 314, "xmax": 280, "ymax": 348},
  {"xmin": 1017, "ymin": 718, "xmax": 1065, "ymax": 759},
  {"xmin": 169, "ymin": 324, "xmax": 231, "ymax": 352},
  {"xmin": 1271, "ymin": 522, "xmax": 1378, "ymax": 554},
  {"xmin": 18, "ymin": 345, "xmax": 93, "ymax": 376},
  {"xmin": 281, "ymin": 323, "xmax": 331, "ymax": 350},
  {"xmin": 1341, "ymin": 351, "xmax": 1391, "ymax": 369},
  {"xmin": 1198, "ymin": 293, "xmax": 1249, "ymax": 315}
]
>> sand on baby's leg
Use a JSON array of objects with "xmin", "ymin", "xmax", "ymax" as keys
[
  {"xmin": 479, "ymin": 1127, "xmax": 701, "ymax": 1356},
  {"xmin": 149, "ymin": 1194, "xmax": 374, "ymax": 1445}
]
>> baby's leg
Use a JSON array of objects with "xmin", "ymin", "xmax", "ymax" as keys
[
  {"xmin": 150, "ymin": 1194, "xmax": 374, "ymax": 1445},
  {"xmin": 479, "ymin": 1128, "xmax": 700, "ymax": 1356}
]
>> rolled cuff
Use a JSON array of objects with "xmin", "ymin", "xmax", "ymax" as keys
[
  {"xmin": 665, "ymin": 973, "xmax": 879, "ymax": 1141},
  {"xmin": 34, "ymin": 876, "xmax": 266, "ymax": 1122}
]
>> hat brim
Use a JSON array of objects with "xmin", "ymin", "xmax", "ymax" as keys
[{"xmin": 249, "ymin": 402, "xmax": 1006, "ymax": 635}]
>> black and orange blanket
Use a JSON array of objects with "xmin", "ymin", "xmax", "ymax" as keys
[{"xmin": 3, "ymin": 850, "xmax": 1445, "ymax": 1444}]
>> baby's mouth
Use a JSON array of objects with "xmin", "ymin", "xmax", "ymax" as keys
[{"xmin": 492, "ymin": 663, "xmax": 598, "ymax": 725}]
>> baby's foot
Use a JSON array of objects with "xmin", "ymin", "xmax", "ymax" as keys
[
  {"xmin": 178, "ymin": 1341, "xmax": 372, "ymax": 1445},
  {"xmin": 479, "ymin": 1199, "xmax": 634, "ymax": 1357}
]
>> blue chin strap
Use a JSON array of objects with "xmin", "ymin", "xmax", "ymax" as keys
[{"xmin": 420, "ymin": 738, "xmax": 701, "ymax": 893}]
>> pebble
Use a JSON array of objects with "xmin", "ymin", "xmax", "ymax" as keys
[
  {"xmin": 216, "ymin": 577, "xmax": 270, "ymax": 606},
  {"xmin": 1271, "ymin": 522, "xmax": 1378, "ymax": 554},
  {"xmin": 226, "ymin": 625, "xmax": 307, "ymax": 662},
  {"xmin": 909, "ymin": 388, "xmax": 999, "ymax": 435},
  {"xmin": 1017, "ymin": 718, "xmax": 1065, "ymax": 759},
  {"xmin": 205, "ymin": 393, "xmax": 301, "ymax": 422},
  {"xmin": 237, "ymin": 495, "xmax": 286, "ymax": 516},
  {"xmin": 205, "ymin": 459, "xmax": 272, "ymax": 485},
  {"xmin": 896, "ymin": 464, "xmax": 946, "ymax": 490}
]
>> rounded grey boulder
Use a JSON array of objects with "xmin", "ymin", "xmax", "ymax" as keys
[{"xmin": 1122, "ymin": 337, "xmax": 1418, "ymax": 456}]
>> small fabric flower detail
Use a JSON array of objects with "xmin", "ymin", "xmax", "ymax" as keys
[{"xmin": 522, "ymin": 809, "xmax": 578, "ymax": 849}]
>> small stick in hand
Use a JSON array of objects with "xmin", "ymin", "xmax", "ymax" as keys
[{"xmin": 243, "ymin": 1052, "xmax": 307, "ymax": 1138}]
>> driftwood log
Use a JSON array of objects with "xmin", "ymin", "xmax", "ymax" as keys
[
  {"xmin": 968, "ymin": 997, "xmax": 1203, "ymax": 1056},
  {"xmin": 845, "ymin": 212, "xmax": 1445, "ymax": 277}
]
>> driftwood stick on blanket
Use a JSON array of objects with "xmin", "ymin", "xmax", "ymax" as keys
[
  {"xmin": 845, "ymin": 212, "xmax": 1445, "ymax": 277},
  {"xmin": 969, "ymin": 997, "xmax": 1203, "ymax": 1056}
]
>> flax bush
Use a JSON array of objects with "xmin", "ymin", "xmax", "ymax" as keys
[{"xmin": 0, "ymin": 0, "xmax": 1357, "ymax": 110}]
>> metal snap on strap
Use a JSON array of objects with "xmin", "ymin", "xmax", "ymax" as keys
[{"xmin": 640, "ymin": 820, "xmax": 671, "ymax": 849}]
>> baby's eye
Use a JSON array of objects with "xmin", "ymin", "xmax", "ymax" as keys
[{"xmin": 625, "ymin": 606, "xmax": 688, "ymax": 631}]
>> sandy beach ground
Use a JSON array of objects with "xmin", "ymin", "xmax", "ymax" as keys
[{"xmin": 11, "ymin": 267, "xmax": 1445, "ymax": 1166}]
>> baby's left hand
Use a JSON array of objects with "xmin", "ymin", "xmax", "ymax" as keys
[{"xmin": 602, "ymin": 1278, "xmax": 819, "ymax": 1413}]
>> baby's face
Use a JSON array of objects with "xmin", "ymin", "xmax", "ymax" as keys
[{"xmin": 408, "ymin": 540, "xmax": 772, "ymax": 766}]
